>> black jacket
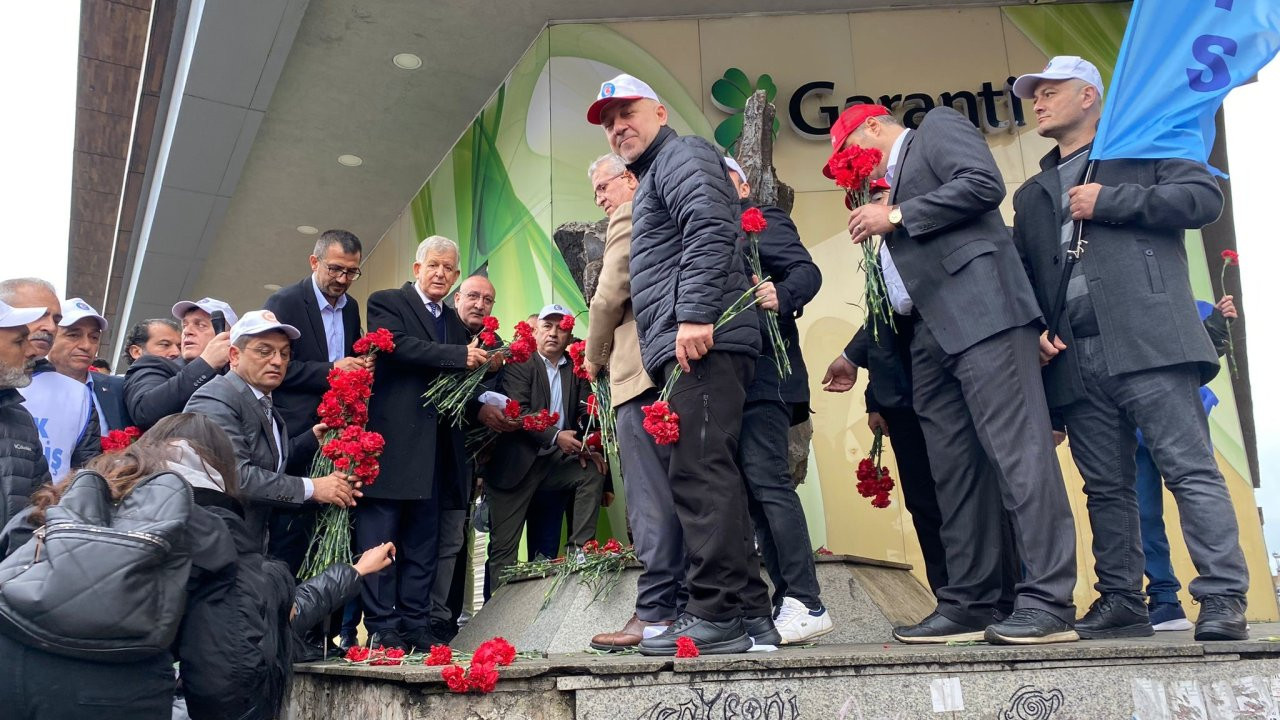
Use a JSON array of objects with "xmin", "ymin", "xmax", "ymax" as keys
[
  {"xmin": 845, "ymin": 315, "xmax": 915, "ymax": 413},
  {"xmin": 627, "ymin": 127, "xmax": 761, "ymax": 378},
  {"xmin": 365, "ymin": 282, "xmax": 471, "ymax": 504},
  {"xmin": 90, "ymin": 372, "xmax": 132, "ymax": 432},
  {"xmin": 0, "ymin": 389, "xmax": 51, "ymax": 533},
  {"xmin": 123, "ymin": 354, "xmax": 221, "ymax": 430},
  {"xmin": 739, "ymin": 203, "xmax": 821, "ymax": 405},
  {"xmin": 1012, "ymin": 148, "xmax": 1223, "ymax": 409},
  {"xmin": 488, "ymin": 353, "xmax": 591, "ymax": 491},
  {"xmin": 263, "ymin": 278, "xmax": 362, "ymax": 455}
]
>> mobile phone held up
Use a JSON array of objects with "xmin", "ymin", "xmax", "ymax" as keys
[{"xmin": 211, "ymin": 310, "xmax": 226, "ymax": 335}]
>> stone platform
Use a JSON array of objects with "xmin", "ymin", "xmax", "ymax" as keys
[
  {"xmin": 452, "ymin": 555, "xmax": 935, "ymax": 654},
  {"xmin": 290, "ymin": 625, "xmax": 1280, "ymax": 719}
]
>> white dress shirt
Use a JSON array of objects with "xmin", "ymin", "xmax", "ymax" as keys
[
  {"xmin": 537, "ymin": 352, "xmax": 568, "ymax": 455},
  {"xmin": 880, "ymin": 129, "xmax": 915, "ymax": 315},
  {"xmin": 311, "ymin": 277, "xmax": 348, "ymax": 363},
  {"xmin": 247, "ymin": 383, "xmax": 314, "ymax": 500}
]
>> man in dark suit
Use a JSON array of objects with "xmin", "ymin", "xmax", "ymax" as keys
[
  {"xmin": 724, "ymin": 160, "xmax": 828, "ymax": 646},
  {"xmin": 357, "ymin": 236, "xmax": 490, "ymax": 652},
  {"xmin": 185, "ymin": 311, "xmax": 358, "ymax": 546},
  {"xmin": 124, "ymin": 298, "xmax": 237, "ymax": 430},
  {"xmin": 48, "ymin": 298, "xmax": 130, "ymax": 433},
  {"xmin": 841, "ymin": 103, "xmax": 1078, "ymax": 644},
  {"xmin": 1010, "ymin": 57, "xmax": 1248, "ymax": 641},
  {"xmin": 263, "ymin": 230, "xmax": 367, "ymax": 574},
  {"xmin": 486, "ymin": 304, "xmax": 605, "ymax": 586}
]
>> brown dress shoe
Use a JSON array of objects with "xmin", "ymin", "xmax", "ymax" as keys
[{"xmin": 590, "ymin": 614, "xmax": 671, "ymax": 652}]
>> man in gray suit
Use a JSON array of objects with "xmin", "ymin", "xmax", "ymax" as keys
[
  {"xmin": 185, "ymin": 310, "xmax": 359, "ymax": 545},
  {"xmin": 1011, "ymin": 57, "xmax": 1247, "ymax": 641},
  {"xmin": 841, "ymin": 103, "xmax": 1078, "ymax": 644}
]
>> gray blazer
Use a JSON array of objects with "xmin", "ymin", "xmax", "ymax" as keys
[
  {"xmin": 886, "ymin": 107, "xmax": 1042, "ymax": 356},
  {"xmin": 1012, "ymin": 147, "xmax": 1223, "ymax": 409},
  {"xmin": 184, "ymin": 372, "xmax": 307, "ymax": 545}
]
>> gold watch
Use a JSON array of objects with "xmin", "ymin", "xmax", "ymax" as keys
[{"xmin": 888, "ymin": 205, "xmax": 903, "ymax": 227}]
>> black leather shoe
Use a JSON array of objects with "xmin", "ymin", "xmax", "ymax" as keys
[
  {"xmin": 402, "ymin": 627, "xmax": 441, "ymax": 653},
  {"xmin": 985, "ymin": 608, "xmax": 1079, "ymax": 645},
  {"xmin": 744, "ymin": 615, "xmax": 782, "ymax": 649},
  {"xmin": 1075, "ymin": 593, "xmax": 1154, "ymax": 639},
  {"xmin": 892, "ymin": 611, "xmax": 987, "ymax": 644},
  {"xmin": 638, "ymin": 613, "xmax": 753, "ymax": 656},
  {"xmin": 1194, "ymin": 595, "xmax": 1248, "ymax": 641},
  {"xmin": 337, "ymin": 632, "xmax": 360, "ymax": 652},
  {"xmin": 366, "ymin": 629, "xmax": 407, "ymax": 651}
]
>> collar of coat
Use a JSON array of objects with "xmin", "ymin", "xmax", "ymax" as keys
[{"xmin": 627, "ymin": 125, "xmax": 677, "ymax": 179}]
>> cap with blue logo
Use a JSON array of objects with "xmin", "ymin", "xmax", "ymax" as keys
[
  {"xmin": 537, "ymin": 304, "xmax": 572, "ymax": 321},
  {"xmin": 172, "ymin": 297, "xmax": 239, "ymax": 327},
  {"xmin": 60, "ymin": 297, "xmax": 107, "ymax": 331},
  {"xmin": 587, "ymin": 74, "xmax": 660, "ymax": 125}
]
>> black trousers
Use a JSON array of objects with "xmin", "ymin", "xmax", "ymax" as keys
[
  {"xmin": 0, "ymin": 633, "xmax": 173, "ymax": 720},
  {"xmin": 354, "ymin": 495, "xmax": 441, "ymax": 635},
  {"xmin": 910, "ymin": 321, "xmax": 1076, "ymax": 626},
  {"xmin": 660, "ymin": 351, "xmax": 755, "ymax": 622},
  {"xmin": 877, "ymin": 404, "xmax": 949, "ymax": 594}
]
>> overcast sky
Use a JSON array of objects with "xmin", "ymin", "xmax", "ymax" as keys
[{"xmin": 0, "ymin": 4, "xmax": 1276, "ymax": 569}]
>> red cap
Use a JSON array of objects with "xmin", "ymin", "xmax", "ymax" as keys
[
  {"xmin": 871, "ymin": 178, "xmax": 891, "ymax": 192},
  {"xmin": 822, "ymin": 104, "xmax": 891, "ymax": 179}
]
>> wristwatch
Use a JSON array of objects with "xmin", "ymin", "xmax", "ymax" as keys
[{"xmin": 888, "ymin": 205, "xmax": 903, "ymax": 227}]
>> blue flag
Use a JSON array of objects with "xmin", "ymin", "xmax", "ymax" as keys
[{"xmin": 1092, "ymin": 0, "xmax": 1280, "ymax": 166}]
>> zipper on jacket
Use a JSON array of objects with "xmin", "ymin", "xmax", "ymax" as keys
[
  {"xmin": 700, "ymin": 394, "xmax": 710, "ymax": 457},
  {"xmin": 46, "ymin": 523, "xmax": 172, "ymax": 552}
]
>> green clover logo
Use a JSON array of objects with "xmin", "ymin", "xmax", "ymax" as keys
[{"xmin": 711, "ymin": 68, "xmax": 780, "ymax": 154}]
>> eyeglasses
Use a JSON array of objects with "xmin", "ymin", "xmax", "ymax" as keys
[
  {"xmin": 247, "ymin": 345, "xmax": 292, "ymax": 362},
  {"xmin": 593, "ymin": 172, "xmax": 626, "ymax": 198},
  {"xmin": 324, "ymin": 263, "xmax": 362, "ymax": 280},
  {"xmin": 461, "ymin": 291, "xmax": 495, "ymax": 306}
]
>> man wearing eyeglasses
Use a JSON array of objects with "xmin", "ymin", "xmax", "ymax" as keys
[{"xmin": 263, "ymin": 230, "xmax": 368, "ymax": 577}]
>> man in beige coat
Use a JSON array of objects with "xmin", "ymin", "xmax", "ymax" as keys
[{"xmin": 582, "ymin": 153, "xmax": 684, "ymax": 651}]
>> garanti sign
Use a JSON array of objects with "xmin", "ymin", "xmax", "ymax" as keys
[{"xmin": 711, "ymin": 67, "xmax": 1029, "ymax": 150}]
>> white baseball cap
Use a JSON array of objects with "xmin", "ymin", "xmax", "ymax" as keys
[
  {"xmin": 537, "ymin": 303, "xmax": 572, "ymax": 321},
  {"xmin": 171, "ymin": 297, "xmax": 239, "ymax": 327},
  {"xmin": 1012, "ymin": 55, "xmax": 1104, "ymax": 100},
  {"xmin": 0, "ymin": 299, "xmax": 45, "ymax": 329},
  {"xmin": 723, "ymin": 157, "xmax": 748, "ymax": 184},
  {"xmin": 229, "ymin": 310, "xmax": 300, "ymax": 345},
  {"xmin": 587, "ymin": 74, "xmax": 660, "ymax": 125},
  {"xmin": 60, "ymin": 298, "xmax": 107, "ymax": 332}
]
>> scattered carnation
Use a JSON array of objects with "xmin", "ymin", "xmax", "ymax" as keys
[
  {"xmin": 675, "ymin": 636, "xmax": 700, "ymax": 658},
  {"xmin": 441, "ymin": 664, "xmax": 469, "ymax": 693},
  {"xmin": 345, "ymin": 646, "xmax": 370, "ymax": 662},
  {"xmin": 425, "ymin": 644, "xmax": 453, "ymax": 666},
  {"xmin": 370, "ymin": 647, "xmax": 406, "ymax": 666},
  {"xmin": 473, "ymin": 637, "xmax": 517, "ymax": 667},
  {"xmin": 466, "ymin": 661, "xmax": 499, "ymax": 693}
]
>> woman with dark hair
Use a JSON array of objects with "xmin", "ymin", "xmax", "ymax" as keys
[{"xmin": 0, "ymin": 414, "xmax": 394, "ymax": 720}]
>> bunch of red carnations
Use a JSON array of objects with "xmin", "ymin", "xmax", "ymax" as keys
[
  {"xmin": 427, "ymin": 637, "xmax": 517, "ymax": 694},
  {"xmin": 827, "ymin": 144, "xmax": 893, "ymax": 340},
  {"xmin": 100, "ymin": 426, "xmax": 141, "ymax": 453},
  {"xmin": 298, "ymin": 330, "xmax": 393, "ymax": 580},
  {"xmin": 855, "ymin": 428, "xmax": 894, "ymax": 509},
  {"xmin": 423, "ymin": 317, "xmax": 536, "ymax": 425}
]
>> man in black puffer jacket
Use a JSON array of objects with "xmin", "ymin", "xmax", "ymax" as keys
[
  {"xmin": 0, "ymin": 299, "xmax": 50, "ymax": 536},
  {"xmin": 587, "ymin": 74, "xmax": 762, "ymax": 656}
]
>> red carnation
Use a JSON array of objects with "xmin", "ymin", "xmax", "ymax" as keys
[
  {"xmin": 508, "ymin": 337, "xmax": 535, "ymax": 364},
  {"xmin": 602, "ymin": 538, "xmax": 622, "ymax": 554},
  {"xmin": 521, "ymin": 409, "xmax": 560, "ymax": 432},
  {"xmin": 482, "ymin": 316, "xmax": 500, "ymax": 332},
  {"xmin": 585, "ymin": 431, "xmax": 602, "ymax": 452},
  {"xmin": 675, "ymin": 636, "xmax": 700, "ymax": 658},
  {"xmin": 1221, "ymin": 249, "xmax": 1239, "ymax": 265},
  {"xmin": 641, "ymin": 400, "xmax": 680, "ymax": 445},
  {"xmin": 585, "ymin": 393, "xmax": 598, "ymax": 417},
  {"xmin": 827, "ymin": 145, "xmax": 883, "ymax": 191},
  {"xmin": 345, "ymin": 646, "xmax": 370, "ymax": 662},
  {"xmin": 101, "ymin": 426, "xmax": 142, "ymax": 453},
  {"xmin": 582, "ymin": 539, "xmax": 599, "ymax": 554},
  {"xmin": 466, "ymin": 661, "xmax": 499, "ymax": 693},
  {"xmin": 473, "ymin": 637, "xmax": 517, "ymax": 667},
  {"xmin": 741, "ymin": 207, "xmax": 768, "ymax": 234},
  {"xmin": 353, "ymin": 327, "xmax": 395, "ymax": 356},
  {"xmin": 370, "ymin": 646, "xmax": 406, "ymax": 666},
  {"xmin": 559, "ymin": 314, "xmax": 576, "ymax": 332},
  {"xmin": 567, "ymin": 341, "xmax": 589, "ymax": 380},
  {"xmin": 504, "ymin": 398, "xmax": 522, "ymax": 420},
  {"xmin": 479, "ymin": 330, "xmax": 498, "ymax": 347},
  {"xmin": 425, "ymin": 644, "xmax": 453, "ymax": 666},
  {"xmin": 441, "ymin": 664, "xmax": 469, "ymax": 693}
]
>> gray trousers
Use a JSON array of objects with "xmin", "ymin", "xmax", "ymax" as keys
[
  {"xmin": 429, "ymin": 508, "xmax": 467, "ymax": 626},
  {"xmin": 911, "ymin": 321, "xmax": 1078, "ymax": 625},
  {"xmin": 486, "ymin": 453, "xmax": 604, "ymax": 586},
  {"xmin": 616, "ymin": 394, "xmax": 688, "ymax": 622},
  {"xmin": 1063, "ymin": 335, "xmax": 1247, "ymax": 600}
]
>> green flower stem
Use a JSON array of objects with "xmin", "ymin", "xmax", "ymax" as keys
[
  {"xmin": 749, "ymin": 234, "xmax": 793, "ymax": 380},
  {"xmin": 657, "ymin": 278, "xmax": 769, "ymax": 401},
  {"xmin": 1220, "ymin": 262, "xmax": 1238, "ymax": 380}
]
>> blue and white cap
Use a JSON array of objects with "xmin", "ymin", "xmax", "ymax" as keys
[
  {"xmin": 172, "ymin": 297, "xmax": 239, "ymax": 327},
  {"xmin": 60, "ymin": 298, "xmax": 107, "ymax": 331},
  {"xmin": 587, "ymin": 74, "xmax": 660, "ymax": 125},
  {"xmin": 537, "ymin": 303, "xmax": 572, "ymax": 321},
  {"xmin": 229, "ymin": 310, "xmax": 300, "ymax": 345},
  {"xmin": 1012, "ymin": 56, "xmax": 1104, "ymax": 100}
]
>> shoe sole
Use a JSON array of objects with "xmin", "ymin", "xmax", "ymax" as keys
[
  {"xmin": 984, "ymin": 628, "xmax": 1079, "ymax": 645},
  {"xmin": 893, "ymin": 629, "xmax": 986, "ymax": 644},
  {"xmin": 589, "ymin": 642, "xmax": 639, "ymax": 652},
  {"xmin": 1076, "ymin": 623, "xmax": 1154, "ymax": 640},
  {"xmin": 638, "ymin": 635, "xmax": 753, "ymax": 656},
  {"xmin": 1152, "ymin": 618, "xmax": 1194, "ymax": 632},
  {"xmin": 1194, "ymin": 624, "xmax": 1248, "ymax": 642},
  {"xmin": 779, "ymin": 622, "xmax": 836, "ymax": 646}
]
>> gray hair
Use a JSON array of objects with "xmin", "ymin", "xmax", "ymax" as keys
[
  {"xmin": 0, "ymin": 277, "xmax": 56, "ymax": 304},
  {"xmin": 414, "ymin": 235, "xmax": 460, "ymax": 264},
  {"xmin": 588, "ymin": 153, "xmax": 627, "ymax": 180}
]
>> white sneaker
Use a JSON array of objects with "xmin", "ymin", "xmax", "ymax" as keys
[{"xmin": 774, "ymin": 596, "xmax": 834, "ymax": 645}]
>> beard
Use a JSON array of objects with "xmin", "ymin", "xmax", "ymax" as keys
[{"xmin": 0, "ymin": 361, "xmax": 34, "ymax": 389}]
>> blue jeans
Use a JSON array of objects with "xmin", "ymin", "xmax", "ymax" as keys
[{"xmin": 1135, "ymin": 443, "xmax": 1182, "ymax": 605}]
